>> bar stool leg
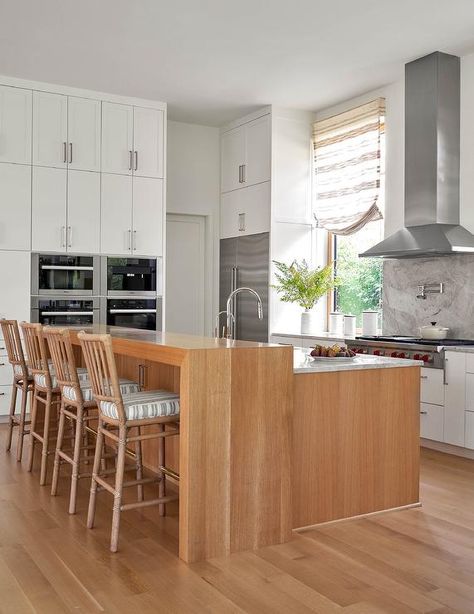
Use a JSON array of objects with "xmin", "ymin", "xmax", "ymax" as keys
[
  {"xmin": 87, "ymin": 419, "xmax": 104, "ymax": 529},
  {"xmin": 28, "ymin": 393, "xmax": 39, "ymax": 472},
  {"xmin": 40, "ymin": 393, "xmax": 52, "ymax": 486},
  {"xmin": 69, "ymin": 408, "xmax": 83, "ymax": 514},
  {"xmin": 6, "ymin": 383, "xmax": 18, "ymax": 453},
  {"xmin": 110, "ymin": 426, "xmax": 127, "ymax": 553},
  {"xmin": 158, "ymin": 424, "xmax": 166, "ymax": 517},
  {"xmin": 16, "ymin": 382, "xmax": 29, "ymax": 462},
  {"xmin": 135, "ymin": 426, "xmax": 144, "ymax": 502},
  {"xmin": 51, "ymin": 401, "xmax": 66, "ymax": 496}
]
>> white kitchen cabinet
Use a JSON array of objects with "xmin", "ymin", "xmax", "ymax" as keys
[
  {"xmin": 67, "ymin": 97, "xmax": 101, "ymax": 172},
  {"xmin": 465, "ymin": 410, "xmax": 474, "ymax": 449},
  {"xmin": 33, "ymin": 91, "xmax": 68, "ymax": 168},
  {"xmin": 466, "ymin": 353, "xmax": 474, "ymax": 374},
  {"xmin": 133, "ymin": 107, "xmax": 164, "ymax": 178},
  {"xmin": 420, "ymin": 402, "xmax": 444, "ymax": 441},
  {"xmin": 444, "ymin": 351, "xmax": 467, "ymax": 447},
  {"xmin": 221, "ymin": 181, "xmax": 270, "ymax": 238},
  {"xmin": 0, "ymin": 85, "xmax": 32, "ymax": 164},
  {"xmin": 0, "ymin": 163, "xmax": 31, "ymax": 251},
  {"xmin": 102, "ymin": 102, "xmax": 133, "ymax": 175},
  {"xmin": 101, "ymin": 173, "xmax": 133, "ymax": 255},
  {"xmin": 0, "ymin": 250, "xmax": 30, "ymax": 323},
  {"xmin": 32, "ymin": 167, "xmax": 67, "ymax": 252},
  {"xmin": 0, "ymin": 386, "xmax": 11, "ymax": 416},
  {"xmin": 420, "ymin": 367, "xmax": 444, "ymax": 406},
  {"xmin": 467, "ymin": 373, "xmax": 474, "ymax": 411},
  {"xmin": 221, "ymin": 126, "xmax": 246, "ymax": 193},
  {"xmin": 67, "ymin": 170, "xmax": 101, "ymax": 253},
  {"xmin": 245, "ymin": 115, "xmax": 271, "ymax": 187},
  {"xmin": 132, "ymin": 177, "xmax": 163, "ymax": 256}
]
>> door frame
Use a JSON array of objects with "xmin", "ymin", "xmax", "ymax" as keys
[{"xmin": 166, "ymin": 213, "xmax": 214, "ymax": 336}]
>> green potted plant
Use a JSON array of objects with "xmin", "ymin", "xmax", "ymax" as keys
[{"xmin": 272, "ymin": 260, "xmax": 338, "ymax": 334}]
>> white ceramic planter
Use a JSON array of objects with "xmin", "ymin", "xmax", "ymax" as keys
[{"xmin": 301, "ymin": 310, "xmax": 313, "ymax": 335}]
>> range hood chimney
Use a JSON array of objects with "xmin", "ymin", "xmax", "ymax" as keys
[{"xmin": 361, "ymin": 51, "xmax": 474, "ymax": 258}]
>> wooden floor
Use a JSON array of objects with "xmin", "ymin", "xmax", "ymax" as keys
[{"xmin": 0, "ymin": 426, "xmax": 474, "ymax": 614}]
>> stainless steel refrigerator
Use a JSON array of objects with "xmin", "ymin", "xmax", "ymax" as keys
[{"xmin": 219, "ymin": 232, "xmax": 269, "ymax": 342}]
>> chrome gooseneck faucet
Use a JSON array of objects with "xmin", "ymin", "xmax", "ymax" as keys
[{"xmin": 225, "ymin": 287, "xmax": 263, "ymax": 339}]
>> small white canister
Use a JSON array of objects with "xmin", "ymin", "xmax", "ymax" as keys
[
  {"xmin": 329, "ymin": 312, "xmax": 344, "ymax": 336},
  {"xmin": 362, "ymin": 310, "xmax": 379, "ymax": 336},
  {"xmin": 343, "ymin": 315, "xmax": 356, "ymax": 337}
]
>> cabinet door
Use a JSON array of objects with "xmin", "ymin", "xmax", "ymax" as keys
[
  {"xmin": 0, "ymin": 250, "xmax": 31, "ymax": 323},
  {"xmin": 32, "ymin": 91, "xmax": 67, "ymax": 168},
  {"xmin": 420, "ymin": 402, "xmax": 444, "ymax": 441},
  {"xmin": 220, "ymin": 190, "xmax": 241, "ymax": 239},
  {"xmin": 67, "ymin": 97, "xmax": 101, "ymax": 172},
  {"xmin": 32, "ymin": 166, "xmax": 67, "ymax": 252},
  {"xmin": 0, "ymin": 164, "xmax": 31, "ymax": 250},
  {"xmin": 244, "ymin": 115, "xmax": 271, "ymax": 186},
  {"xmin": 465, "ymin": 411, "xmax": 474, "ymax": 449},
  {"xmin": 240, "ymin": 181, "xmax": 271, "ymax": 236},
  {"xmin": 101, "ymin": 173, "xmax": 133, "ymax": 255},
  {"xmin": 133, "ymin": 107, "xmax": 164, "ymax": 178},
  {"xmin": 420, "ymin": 367, "xmax": 444, "ymax": 406},
  {"xmin": 67, "ymin": 170, "xmax": 100, "ymax": 253},
  {"xmin": 101, "ymin": 102, "xmax": 133, "ymax": 175},
  {"xmin": 132, "ymin": 177, "xmax": 163, "ymax": 256},
  {"xmin": 443, "ymin": 351, "xmax": 466, "ymax": 447},
  {"xmin": 221, "ymin": 126, "xmax": 245, "ymax": 193},
  {"xmin": 0, "ymin": 86, "xmax": 32, "ymax": 164}
]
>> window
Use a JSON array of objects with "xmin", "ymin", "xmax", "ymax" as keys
[{"xmin": 313, "ymin": 98, "xmax": 385, "ymax": 328}]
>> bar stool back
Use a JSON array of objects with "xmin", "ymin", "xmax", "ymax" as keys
[
  {"xmin": 0, "ymin": 319, "xmax": 33, "ymax": 461},
  {"xmin": 78, "ymin": 331, "xmax": 180, "ymax": 552},
  {"xmin": 20, "ymin": 322, "xmax": 60, "ymax": 485}
]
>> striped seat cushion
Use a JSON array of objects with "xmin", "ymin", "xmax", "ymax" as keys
[
  {"xmin": 34, "ymin": 367, "xmax": 89, "ymax": 389},
  {"xmin": 62, "ymin": 379, "xmax": 140, "ymax": 403},
  {"xmin": 100, "ymin": 390, "xmax": 180, "ymax": 421}
]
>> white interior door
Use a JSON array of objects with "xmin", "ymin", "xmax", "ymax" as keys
[
  {"xmin": 32, "ymin": 91, "xmax": 67, "ymax": 168},
  {"xmin": 101, "ymin": 102, "xmax": 133, "ymax": 175},
  {"xmin": 0, "ymin": 85, "xmax": 32, "ymax": 164},
  {"xmin": 133, "ymin": 107, "xmax": 164, "ymax": 178},
  {"xmin": 32, "ymin": 166, "xmax": 67, "ymax": 252},
  {"xmin": 67, "ymin": 170, "xmax": 101, "ymax": 253},
  {"xmin": 166, "ymin": 214, "xmax": 205, "ymax": 335},
  {"xmin": 67, "ymin": 96, "xmax": 101, "ymax": 171}
]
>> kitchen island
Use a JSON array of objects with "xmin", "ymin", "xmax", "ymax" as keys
[{"xmin": 69, "ymin": 327, "xmax": 421, "ymax": 562}]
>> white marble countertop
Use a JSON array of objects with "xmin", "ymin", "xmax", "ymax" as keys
[
  {"xmin": 273, "ymin": 331, "xmax": 357, "ymax": 340},
  {"xmin": 443, "ymin": 346, "xmax": 474, "ymax": 354},
  {"xmin": 293, "ymin": 347, "xmax": 422, "ymax": 374}
]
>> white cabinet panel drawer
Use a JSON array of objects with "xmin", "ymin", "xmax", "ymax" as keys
[
  {"xmin": 466, "ymin": 411, "xmax": 474, "ymax": 449},
  {"xmin": 420, "ymin": 402, "xmax": 444, "ymax": 441},
  {"xmin": 0, "ymin": 360, "xmax": 11, "ymax": 386},
  {"xmin": 0, "ymin": 385, "xmax": 11, "ymax": 416},
  {"xmin": 420, "ymin": 368, "xmax": 444, "ymax": 406},
  {"xmin": 466, "ymin": 374, "xmax": 474, "ymax": 411},
  {"xmin": 466, "ymin": 353, "xmax": 474, "ymax": 374}
]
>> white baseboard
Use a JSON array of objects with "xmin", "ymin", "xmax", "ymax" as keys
[{"xmin": 421, "ymin": 439, "xmax": 474, "ymax": 459}]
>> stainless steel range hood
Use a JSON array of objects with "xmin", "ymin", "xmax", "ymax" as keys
[{"xmin": 361, "ymin": 51, "xmax": 474, "ymax": 258}]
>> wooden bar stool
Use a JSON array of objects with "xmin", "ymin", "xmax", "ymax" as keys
[
  {"xmin": 78, "ymin": 331, "xmax": 180, "ymax": 553},
  {"xmin": 20, "ymin": 322, "xmax": 63, "ymax": 485},
  {"xmin": 0, "ymin": 319, "xmax": 33, "ymax": 462},
  {"xmin": 44, "ymin": 327, "xmax": 141, "ymax": 514}
]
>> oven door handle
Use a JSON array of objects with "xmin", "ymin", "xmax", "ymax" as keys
[
  {"xmin": 109, "ymin": 309, "xmax": 157, "ymax": 314},
  {"xmin": 40, "ymin": 265, "xmax": 94, "ymax": 271},
  {"xmin": 40, "ymin": 311, "xmax": 95, "ymax": 316}
]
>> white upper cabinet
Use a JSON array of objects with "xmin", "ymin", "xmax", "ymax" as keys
[
  {"xmin": 245, "ymin": 115, "xmax": 271, "ymax": 187},
  {"xmin": 0, "ymin": 86, "xmax": 32, "ymax": 164},
  {"xmin": 101, "ymin": 102, "xmax": 133, "ymax": 175},
  {"xmin": 67, "ymin": 170, "xmax": 101, "ymax": 253},
  {"xmin": 221, "ymin": 126, "xmax": 246, "ymax": 193},
  {"xmin": 67, "ymin": 97, "xmax": 101, "ymax": 172},
  {"xmin": 101, "ymin": 173, "xmax": 133, "ymax": 255},
  {"xmin": 132, "ymin": 177, "xmax": 163, "ymax": 256},
  {"xmin": 32, "ymin": 166, "xmax": 67, "ymax": 252},
  {"xmin": 0, "ymin": 164, "xmax": 31, "ymax": 250},
  {"xmin": 221, "ymin": 114, "xmax": 271, "ymax": 193},
  {"xmin": 221, "ymin": 181, "xmax": 270, "ymax": 239},
  {"xmin": 133, "ymin": 107, "xmax": 164, "ymax": 178},
  {"xmin": 33, "ymin": 91, "xmax": 68, "ymax": 168}
]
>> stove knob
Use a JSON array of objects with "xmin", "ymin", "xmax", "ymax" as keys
[
  {"xmin": 398, "ymin": 352, "xmax": 407, "ymax": 359},
  {"xmin": 414, "ymin": 353, "xmax": 421, "ymax": 360},
  {"xmin": 391, "ymin": 351, "xmax": 399, "ymax": 358},
  {"xmin": 422, "ymin": 354, "xmax": 430, "ymax": 363},
  {"xmin": 373, "ymin": 349, "xmax": 382, "ymax": 356}
]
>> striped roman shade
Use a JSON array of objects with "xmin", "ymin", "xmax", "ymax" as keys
[{"xmin": 313, "ymin": 98, "xmax": 385, "ymax": 235}]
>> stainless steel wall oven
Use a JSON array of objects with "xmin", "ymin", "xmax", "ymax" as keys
[
  {"xmin": 31, "ymin": 254, "xmax": 100, "ymax": 296},
  {"xmin": 31, "ymin": 297, "xmax": 100, "ymax": 326}
]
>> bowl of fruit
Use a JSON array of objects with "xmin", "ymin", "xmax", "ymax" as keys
[{"xmin": 309, "ymin": 343, "xmax": 357, "ymax": 362}]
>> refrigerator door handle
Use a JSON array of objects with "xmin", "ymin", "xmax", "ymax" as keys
[{"xmin": 231, "ymin": 266, "xmax": 238, "ymax": 339}]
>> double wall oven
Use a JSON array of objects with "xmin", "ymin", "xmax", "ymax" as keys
[{"xmin": 31, "ymin": 254, "xmax": 162, "ymax": 331}]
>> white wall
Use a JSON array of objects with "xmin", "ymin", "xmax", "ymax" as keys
[{"xmin": 166, "ymin": 120, "xmax": 220, "ymax": 334}]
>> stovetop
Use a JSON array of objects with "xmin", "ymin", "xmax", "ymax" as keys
[{"xmin": 357, "ymin": 335, "xmax": 474, "ymax": 347}]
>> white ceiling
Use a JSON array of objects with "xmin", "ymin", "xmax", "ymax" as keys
[{"xmin": 2, "ymin": 0, "xmax": 474, "ymax": 126}]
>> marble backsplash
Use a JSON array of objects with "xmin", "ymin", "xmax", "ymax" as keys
[{"xmin": 382, "ymin": 255, "xmax": 474, "ymax": 338}]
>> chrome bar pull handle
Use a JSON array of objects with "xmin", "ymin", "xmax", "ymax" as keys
[
  {"xmin": 134, "ymin": 150, "xmax": 138, "ymax": 171},
  {"xmin": 67, "ymin": 226, "xmax": 72, "ymax": 248},
  {"xmin": 129, "ymin": 151, "xmax": 133, "ymax": 171},
  {"xmin": 69, "ymin": 142, "xmax": 73, "ymax": 164},
  {"xmin": 241, "ymin": 163, "xmax": 246, "ymax": 183},
  {"xmin": 238, "ymin": 164, "xmax": 242, "ymax": 183},
  {"xmin": 127, "ymin": 229, "xmax": 132, "ymax": 250},
  {"xmin": 133, "ymin": 230, "xmax": 137, "ymax": 251},
  {"xmin": 61, "ymin": 226, "xmax": 66, "ymax": 248},
  {"xmin": 63, "ymin": 142, "xmax": 67, "ymax": 164},
  {"xmin": 238, "ymin": 213, "xmax": 245, "ymax": 232}
]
